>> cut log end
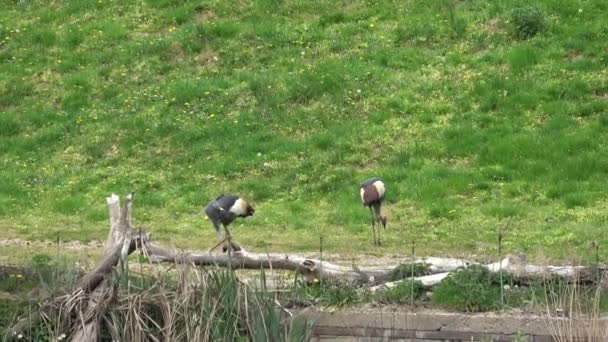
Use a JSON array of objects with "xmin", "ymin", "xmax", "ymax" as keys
[{"xmin": 106, "ymin": 193, "xmax": 119, "ymax": 205}]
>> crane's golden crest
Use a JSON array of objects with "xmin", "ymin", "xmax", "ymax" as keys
[{"xmin": 372, "ymin": 181, "xmax": 385, "ymax": 198}]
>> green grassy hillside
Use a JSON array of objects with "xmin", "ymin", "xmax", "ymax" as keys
[{"xmin": 1, "ymin": 0, "xmax": 607, "ymax": 259}]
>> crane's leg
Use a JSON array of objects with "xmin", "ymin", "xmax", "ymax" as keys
[
  {"xmin": 207, "ymin": 218, "xmax": 230, "ymax": 253},
  {"xmin": 369, "ymin": 207, "xmax": 377, "ymax": 245},
  {"xmin": 210, "ymin": 218, "xmax": 224, "ymax": 241},
  {"xmin": 223, "ymin": 225, "xmax": 241, "ymax": 252},
  {"xmin": 372, "ymin": 204, "xmax": 383, "ymax": 245},
  {"xmin": 223, "ymin": 224, "xmax": 232, "ymax": 239},
  {"xmin": 376, "ymin": 218, "xmax": 382, "ymax": 245},
  {"xmin": 221, "ymin": 224, "xmax": 231, "ymax": 253}
]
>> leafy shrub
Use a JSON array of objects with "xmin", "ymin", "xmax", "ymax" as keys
[
  {"xmin": 323, "ymin": 281, "xmax": 361, "ymax": 307},
  {"xmin": 511, "ymin": 6, "xmax": 546, "ymax": 39},
  {"xmin": 432, "ymin": 265, "xmax": 503, "ymax": 312},
  {"xmin": 291, "ymin": 279, "xmax": 362, "ymax": 307},
  {"xmin": 390, "ymin": 263, "xmax": 431, "ymax": 281},
  {"xmin": 31, "ymin": 254, "xmax": 53, "ymax": 268},
  {"xmin": 376, "ymin": 280, "xmax": 425, "ymax": 304}
]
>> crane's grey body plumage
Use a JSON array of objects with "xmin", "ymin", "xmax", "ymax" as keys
[
  {"xmin": 205, "ymin": 194, "xmax": 254, "ymax": 252},
  {"xmin": 360, "ymin": 177, "xmax": 387, "ymax": 246}
]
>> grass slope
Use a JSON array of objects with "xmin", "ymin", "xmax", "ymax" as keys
[{"xmin": 1, "ymin": 0, "xmax": 607, "ymax": 260}]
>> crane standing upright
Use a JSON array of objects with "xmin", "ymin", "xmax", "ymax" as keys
[{"xmin": 360, "ymin": 177, "xmax": 387, "ymax": 246}]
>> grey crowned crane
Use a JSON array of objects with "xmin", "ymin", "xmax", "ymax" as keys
[
  {"xmin": 360, "ymin": 177, "xmax": 387, "ymax": 245},
  {"xmin": 205, "ymin": 194, "xmax": 254, "ymax": 252}
]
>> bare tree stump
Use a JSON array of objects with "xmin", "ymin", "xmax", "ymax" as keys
[{"xmin": 71, "ymin": 193, "xmax": 138, "ymax": 342}]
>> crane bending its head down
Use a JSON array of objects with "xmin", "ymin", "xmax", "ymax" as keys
[
  {"xmin": 360, "ymin": 177, "xmax": 387, "ymax": 245},
  {"xmin": 204, "ymin": 194, "xmax": 254, "ymax": 252}
]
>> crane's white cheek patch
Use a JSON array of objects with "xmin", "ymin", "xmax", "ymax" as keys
[
  {"xmin": 360, "ymin": 188, "xmax": 365, "ymax": 203},
  {"xmin": 373, "ymin": 181, "xmax": 385, "ymax": 198},
  {"xmin": 229, "ymin": 198, "xmax": 246, "ymax": 215}
]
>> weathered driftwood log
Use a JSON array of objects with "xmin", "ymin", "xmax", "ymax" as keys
[
  {"xmin": 371, "ymin": 255, "xmax": 608, "ymax": 292},
  {"xmin": 143, "ymin": 242, "xmax": 471, "ymax": 284},
  {"xmin": 142, "ymin": 239, "xmax": 607, "ymax": 287}
]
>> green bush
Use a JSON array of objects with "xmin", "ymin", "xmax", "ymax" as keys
[
  {"xmin": 432, "ymin": 265, "xmax": 503, "ymax": 312},
  {"xmin": 31, "ymin": 253, "xmax": 53, "ymax": 268},
  {"xmin": 511, "ymin": 6, "xmax": 546, "ymax": 39},
  {"xmin": 291, "ymin": 279, "xmax": 362, "ymax": 307},
  {"xmin": 390, "ymin": 263, "xmax": 431, "ymax": 281},
  {"xmin": 376, "ymin": 280, "xmax": 425, "ymax": 304},
  {"xmin": 323, "ymin": 281, "xmax": 361, "ymax": 307}
]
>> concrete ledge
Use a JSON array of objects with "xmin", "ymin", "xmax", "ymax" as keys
[{"xmin": 301, "ymin": 308, "xmax": 608, "ymax": 341}]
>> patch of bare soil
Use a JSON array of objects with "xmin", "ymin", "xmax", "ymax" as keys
[
  {"xmin": 195, "ymin": 9, "xmax": 216, "ymax": 23},
  {"xmin": 170, "ymin": 42, "xmax": 185, "ymax": 61},
  {"xmin": 196, "ymin": 49, "xmax": 218, "ymax": 65},
  {"xmin": 0, "ymin": 238, "xmax": 411, "ymax": 266},
  {"xmin": 483, "ymin": 19, "xmax": 503, "ymax": 33},
  {"xmin": 564, "ymin": 51, "xmax": 583, "ymax": 61},
  {"xmin": 0, "ymin": 238, "xmax": 103, "ymax": 250}
]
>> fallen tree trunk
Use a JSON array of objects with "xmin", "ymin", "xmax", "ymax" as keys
[
  {"xmin": 144, "ymin": 242, "xmax": 608, "ymax": 288},
  {"xmin": 143, "ymin": 242, "xmax": 471, "ymax": 284}
]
